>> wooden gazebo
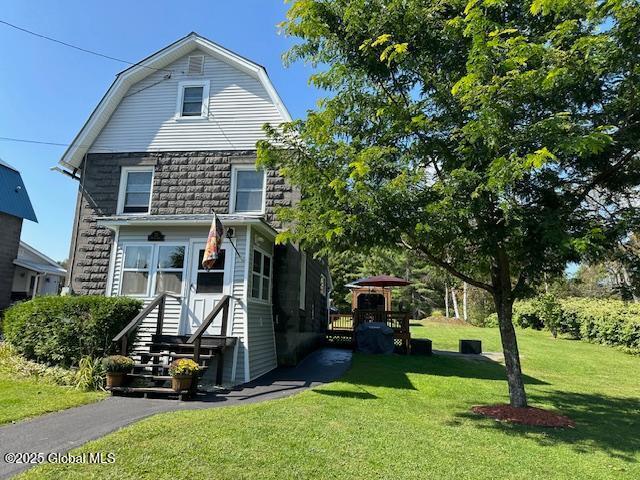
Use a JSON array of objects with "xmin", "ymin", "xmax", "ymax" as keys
[{"xmin": 327, "ymin": 275, "xmax": 411, "ymax": 353}]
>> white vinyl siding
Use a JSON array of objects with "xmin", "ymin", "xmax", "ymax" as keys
[
  {"xmin": 90, "ymin": 49, "xmax": 287, "ymax": 152},
  {"xmin": 246, "ymin": 230, "xmax": 277, "ymax": 380},
  {"xmin": 247, "ymin": 302, "xmax": 277, "ymax": 379}
]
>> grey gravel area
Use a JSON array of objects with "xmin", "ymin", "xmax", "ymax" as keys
[{"xmin": 0, "ymin": 348, "xmax": 352, "ymax": 479}]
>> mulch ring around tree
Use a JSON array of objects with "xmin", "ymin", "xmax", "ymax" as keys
[{"xmin": 471, "ymin": 404, "xmax": 576, "ymax": 428}]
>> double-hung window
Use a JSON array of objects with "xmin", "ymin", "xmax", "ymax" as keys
[
  {"xmin": 155, "ymin": 246, "xmax": 185, "ymax": 294},
  {"xmin": 121, "ymin": 246, "xmax": 152, "ymax": 295},
  {"xmin": 120, "ymin": 244, "xmax": 186, "ymax": 297},
  {"xmin": 251, "ymin": 249, "xmax": 272, "ymax": 302},
  {"xmin": 118, "ymin": 167, "xmax": 153, "ymax": 214},
  {"xmin": 176, "ymin": 80, "xmax": 210, "ymax": 119},
  {"xmin": 231, "ymin": 166, "xmax": 265, "ymax": 214}
]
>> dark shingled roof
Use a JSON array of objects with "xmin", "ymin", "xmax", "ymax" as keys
[{"xmin": 0, "ymin": 159, "xmax": 37, "ymax": 222}]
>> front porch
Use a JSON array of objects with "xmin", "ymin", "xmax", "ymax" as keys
[
  {"xmin": 108, "ymin": 293, "xmax": 236, "ymax": 400},
  {"xmin": 97, "ymin": 215, "xmax": 281, "ymax": 389}
]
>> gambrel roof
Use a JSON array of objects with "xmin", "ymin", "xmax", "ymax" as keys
[{"xmin": 59, "ymin": 32, "xmax": 292, "ymax": 170}]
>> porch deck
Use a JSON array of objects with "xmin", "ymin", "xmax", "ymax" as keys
[{"xmin": 327, "ymin": 310, "xmax": 411, "ymax": 354}]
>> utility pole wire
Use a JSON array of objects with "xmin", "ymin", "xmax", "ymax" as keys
[{"xmin": 0, "ymin": 19, "xmax": 171, "ymax": 73}]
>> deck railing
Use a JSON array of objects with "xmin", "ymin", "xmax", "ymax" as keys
[
  {"xmin": 328, "ymin": 313, "xmax": 354, "ymax": 331},
  {"xmin": 187, "ymin": 295, "xmax": 231, "ymax": 385},
  {"xmin": 112, "ymin": 292, "xmax": 181, "ymax": 355},
  {"xmin": 326, "ymin": 309, "xmax": 411, "ymax": 353}
]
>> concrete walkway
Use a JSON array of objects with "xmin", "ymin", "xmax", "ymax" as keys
[{"xmin": 0, "ymin": 348, "xmax": 352, "ymax": 479}]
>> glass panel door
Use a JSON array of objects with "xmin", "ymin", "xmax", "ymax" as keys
[{"xmin": 185, "ymin": 242, "xmax": 231, "ymax": 335}]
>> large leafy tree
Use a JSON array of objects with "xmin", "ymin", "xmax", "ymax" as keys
[{"xmin": 258, "ymin": 0, "xmax": 640, "ymax": 407}]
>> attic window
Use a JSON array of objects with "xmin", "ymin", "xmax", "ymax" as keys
[
  {"xmin": 176, "ymin": 80, "xmax": 210, "ymax": 119},
  {"xmin": 187, "ymin": 55, "xmax": 204, "ymax": 75}
]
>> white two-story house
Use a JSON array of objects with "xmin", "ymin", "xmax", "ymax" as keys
[{"xmin": 58, "ymin": 33, "xmax": 330, "ymax": 387}]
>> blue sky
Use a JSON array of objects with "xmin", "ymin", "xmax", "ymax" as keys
[{"xmin": 0, "ymin": 0, "xmax": 322, "ymax": 261}]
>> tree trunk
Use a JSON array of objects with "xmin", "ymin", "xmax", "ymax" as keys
[
  {"xmin": 463, "ymin": 282, "xmax": 468, "ymax": 321},
  {"xmin": 621, "ymin": 265, "xmax": 638, "ymax": 303},
  {"xmin": 451, "ymin": 287, "xmax": 460, "ymax": 318},
  {"xmin": 445, "ymin": 284, "xmax": 450, "ymax": 318},
  {"xmin": 494, "ymin": 292, "xmax": 528, "ymax": 408}
]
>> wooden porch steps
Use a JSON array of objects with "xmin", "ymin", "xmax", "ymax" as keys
[
  {"xmin": 107, "ymin": 386, "xmax": 190, "ymax": 401},
  {"xmin": 133, "ymin": 362, "xmax": 168, "ymax": 369},
  {"xmin": 132, "ymin": 352, "xmax": 218, "ymax": 361},
  {"xmin": 108, "ymin": 293, "xmax": 235, "ymax": 400},
  {"xmin": 127, "ymin": 373, "xmax": 172, "ymax": 380}
]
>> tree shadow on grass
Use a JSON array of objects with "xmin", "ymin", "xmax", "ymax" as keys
[
  {"xmin": 342, "ymin": 353, "xmax": 548, "ymax": 391},
  {"xmin": 314, "ymin": 388, "xmax": 378, "ymax": 400},
  {"xmin": 456, "ymin": 390, "xmax": 640, "ymax": 462}
]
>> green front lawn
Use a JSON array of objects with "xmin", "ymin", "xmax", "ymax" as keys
[
  {"xmin": 0, "ymin": 374, "xmax": 105, "ymax": 425},
  {"xmin": 20, "ymin": 322, "xmax": 640, "ymax": 479}
]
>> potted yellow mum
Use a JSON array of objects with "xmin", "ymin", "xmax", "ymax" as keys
[
  {"xmin": 102, "ymin": 355, "xmax": 134, "ymax": 388},
  {"xmin": 169, "ymin": 358, "xmax": 200, "ymax": 391}
]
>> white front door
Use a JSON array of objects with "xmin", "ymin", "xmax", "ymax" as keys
[{"xmin": 184, "ymin": 241, "xmax": 232, "ymax": 335}]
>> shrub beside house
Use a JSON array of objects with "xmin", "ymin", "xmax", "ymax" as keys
[{"xmin": 2, "ymin": 296, "xmax": 141, "ymax": 367}]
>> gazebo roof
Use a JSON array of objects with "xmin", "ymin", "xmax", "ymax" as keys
[{"xmin": 349, "ymin": 275, "xmax": 412, "ymax": 288}]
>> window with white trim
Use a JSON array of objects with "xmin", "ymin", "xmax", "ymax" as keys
[
  {"xmin": 155, "ymin": 245, "xmax": 185, "ymax": 294},
  {"xmin": 118, "ymin": 167, "xmax": 153, "ymax": 214},
  {"xmin": 121, "ymin": 246, "xmax": 152, "ymax": 295},
  {"xmin": 251, "ymin": 249, "xmax": 271, "ymax": 301},
  {"xmin": 120, "ymin": 244, "xmax": 186, "ymax": 297},
  {"xmin": 176, "ymin": 80, "xmax": 210, "ymax": 118},
  {"xmin": 231, "ymin": 166, "xmax": 265, "ymax": 214}
]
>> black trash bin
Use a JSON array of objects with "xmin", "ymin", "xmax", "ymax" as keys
[
  {"xmin": 411, "ymin": 338, "xmax": 432, "ymax": 356},
  {"xmin": 459, "ymin": 339, "xmax": 482, "ymax": 354},
  {"xmin": 355, "ymin": 322, "xmax": 394, "ymax": 354}
]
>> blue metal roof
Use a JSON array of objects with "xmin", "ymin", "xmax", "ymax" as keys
[{"xmin": 0, "ymin": 160, "xmax": 37, "ymax": 222}]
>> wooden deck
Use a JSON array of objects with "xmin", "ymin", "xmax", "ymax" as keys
[{"xmin": 326, "ymin": 310, "xmax": 411, "ymax": 354}]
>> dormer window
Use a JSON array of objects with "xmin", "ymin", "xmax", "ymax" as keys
[
  {"xmin": 176, "ymin": 80, "xmax": 210, "ymax": 119},
  {"xmin": 117, "ymin": 166, "xmax": 154, "ymax": 215}
]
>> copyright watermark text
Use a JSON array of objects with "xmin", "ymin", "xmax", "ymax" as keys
[{"xmin": 3, "ymin": 452, "xmax": 116, "ymax": 465}]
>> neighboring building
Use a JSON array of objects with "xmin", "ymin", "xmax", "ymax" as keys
[
  {"xmin": 0, "ymin": 159, "xmax": 37, "ymax": 311},
  {"xmin": 11, "ymin": 242, "xmax": 66, "ymax": 302},
  {"xmin": 58, "ymin": 33, "xmax": 330, "ymax": 385}
]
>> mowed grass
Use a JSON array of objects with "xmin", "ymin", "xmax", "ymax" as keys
[
  {"xmin": 20, "ymin": 322, "xmax": 640, "ymax": 479},
  {"xmin": 0, "ymin": 374, "xmax": 105, "ymax": 425}
]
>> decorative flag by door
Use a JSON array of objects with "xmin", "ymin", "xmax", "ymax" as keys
[{"xmin": 202, "ymin": 213, "xmax": 224, "ymax": 270}]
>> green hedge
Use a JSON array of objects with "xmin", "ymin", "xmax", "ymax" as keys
[
  {"xmin": 513, "ymin": 297, "xmax": 640, "ymax": 354},
  {"xmin": 1, "ymin": 296, "xmax": 142, "ymax": 367}
]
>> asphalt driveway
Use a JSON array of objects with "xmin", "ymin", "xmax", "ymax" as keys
[{"xmin": 0, "ymin": 348, "xmax": 352, "ymax": 479}]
